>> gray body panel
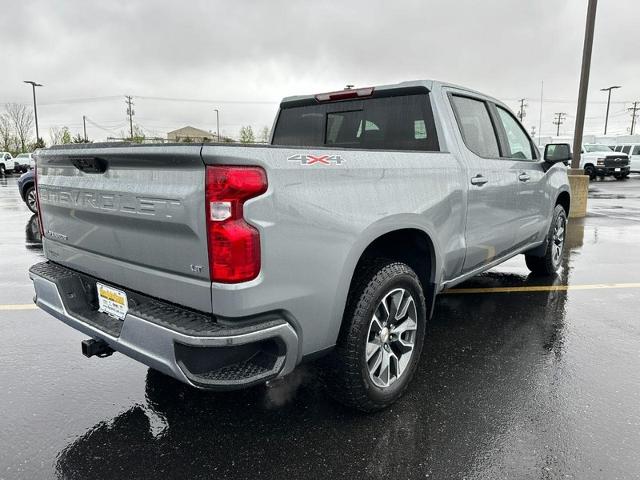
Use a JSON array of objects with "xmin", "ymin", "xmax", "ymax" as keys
[{"xmin": 34, "ymin": 80, "xmax": 570, "ymax": 366}]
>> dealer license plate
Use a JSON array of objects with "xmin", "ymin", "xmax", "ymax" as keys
[{"xmin": 96, "ymin": 282, "xmax": 128, "ymax": 320}]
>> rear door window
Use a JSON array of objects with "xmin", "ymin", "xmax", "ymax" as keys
[
  {"xmin": 272, "ymin": 93, "xmax": 439, "ymax": 151},
  {"xmin": 495, "ymin": 106, "xmax": 534, "ymax": 160},
  {"xmin": 622, "ymin": 146, "xmax": 632, "ymax": 154},
  {"xmin": 450, "ymin": 95, "xmax": 500, "ymax": 158},
  {"xmin": 633, "ymin": 146, "xmax": 640, "ymax": 155}
]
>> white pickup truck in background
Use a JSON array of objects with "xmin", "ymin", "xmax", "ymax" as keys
[
  {"xmin": 580, "ymin": 144, "xmax": 630, "ymax": 180},
  {"xmin": 0, "ymin": 152, "xmax": 19, "ymax": 175}
]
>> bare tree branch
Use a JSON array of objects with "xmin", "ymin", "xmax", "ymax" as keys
[
  {"xmin": 0, "ymin": 114, "xmax": 13, "ymax": 152},
  {"xmin": 5, "ymin": 103, "xmax": 33, "ymax": 152}
]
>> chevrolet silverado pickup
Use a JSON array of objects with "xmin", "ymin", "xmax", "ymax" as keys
[{"xmin": 30, "ymin": 80, "xmax": 571, "ymax": 411}]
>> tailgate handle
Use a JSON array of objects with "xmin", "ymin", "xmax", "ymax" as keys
[{"xmin": 70, "ymin": 157, "xmax": 108, "ymax": 174}]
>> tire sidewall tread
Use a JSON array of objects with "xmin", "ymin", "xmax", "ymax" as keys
[{"xmin": 323, "ymin": 259, "xmax": 427, "ymax": 412}]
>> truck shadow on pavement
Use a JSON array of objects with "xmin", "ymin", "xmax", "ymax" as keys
[{"xmin": 54, "ymin": 225, "xmax": 584, "ymax": 480}]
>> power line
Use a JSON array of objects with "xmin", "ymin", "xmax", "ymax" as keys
[
  {"xmin": 125, "ymin": 96, "xmax": 135, "ymax": 139},
  {"xmin": 517, "ymin": 98, "xmax": 527, "ymax": 122},
  {"xmin": 553, "ymin": 112, "xmax": 567, "ymax": 136},
  {"xmin": 629, "ymin": 102, "xmax": 639, "ymax": 135},
  {"xmin": 135, "ymin": 95, "xmax": 278, "ymax": 105}
]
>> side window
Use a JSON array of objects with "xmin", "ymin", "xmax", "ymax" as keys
[
  {"xmin": 622, "ymin": 146, "xmax": 631, "ymax": 154},
  {"xmin": 496, "ymin": 106, "xmax": 534, "ymax": 160},
  {"xmin": 450, "ymin": 95, "xmax": 500, "ymax": 158},
  {"xmin": 633, "ymin": 146, "xmax": 640, "ymax": 155}
]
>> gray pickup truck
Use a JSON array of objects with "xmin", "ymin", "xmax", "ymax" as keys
[{"xmin": 30, "ymin": 80, "xmax": 571, "ymax": 411}]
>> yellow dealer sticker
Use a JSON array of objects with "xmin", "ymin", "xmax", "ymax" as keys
[{"xmin": 96, "ymin": 283, "xmax": 128, "ymax": 321}]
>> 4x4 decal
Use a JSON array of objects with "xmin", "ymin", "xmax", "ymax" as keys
[{"xmin": 287, "ymin": 154, "xmax": 344, "ymax": 165}]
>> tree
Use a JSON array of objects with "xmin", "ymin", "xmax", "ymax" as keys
[
  {"xmin": 180, "ymin": 136, "xmax": 193, "ymax": 143},
  {"xmin": 49, "ymin": 127, "xmax": 65, "ymax": 145},
  {"xmin": 259, "ymin": 126, "xmax": 270, "ymax": 143},
  {"xmin": 239, "ymin": 125, "xmax": 255, "ymax": 143},
  {"xmin": 5, "ymin": 103, "xmax": 33, "ymax": 152},
  {"xmin": 0, "ymin": 114, "xmax": 12, "ymax": 152},
  {"xmin": 61, "ymin": 128, "xmax": 72, "ymax": 145},
  {"xmin": 32, "ymin": 138, "xmax": 46, "ymax": 149},
  {"xmin": 131, "ymin": 124, "xmax": 146, "ymax": 143},
  {"xmin": 72, "ymin": 133, "xmax": 91, "ymax": 144}
]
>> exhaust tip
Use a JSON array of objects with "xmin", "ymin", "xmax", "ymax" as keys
[{"xmin": 81, "ymin": 338, "xmax": 115, "ymax": 358}]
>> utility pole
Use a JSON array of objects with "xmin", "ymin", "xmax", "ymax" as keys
[
  {"xmin": 571, "ymin": 0, "xmax": 598, "ymax": 171},
  {"xmin": 553, "ymin": 112, "xmax": 567, "ymax": 137},
  {"xmin": 601, "ymin": 86, "xmax": 621, "ymax": 135},
  {"xmin": 83, "ymin": 115, "xmax": 87, "ymax": 142},
  {"xmin": 23, "ymin": 81, "xmax": 43, "ymax": 142},
  {"xmin": 214, "ymin": 108, "xmax": 220, "ymax": 141},
  {"xmin": 629, "ymin": 102, "xmax": 639, "ymax": 135},
  {"xmin": 517, "ymin": 98, "xmax": 527, "ymax": 123},
  {"xmin": 538, "ymin": 80, "xmax": 544, "ymax": 143},
  {"xmin": 125, "ymin": 96, "xmax": 135, "ymax": 140}
]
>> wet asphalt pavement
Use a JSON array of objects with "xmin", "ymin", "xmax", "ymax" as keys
[{"xmin": 1, "ymin": 174, "xmax": 640, "ymax": 479}]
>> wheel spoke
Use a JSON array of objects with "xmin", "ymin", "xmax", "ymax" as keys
[
  {"xmin": 378, "ymin": 299, "xmax": 391, "ymax": 324},
  {"xmin": 387, "ymin": 290, "xmax": 403, "ymax": 322},
  {"xmin": 397, "ymin": 348, "xmax": 412, "ymax": 376},
  {"xmin": 366, "ymin": 340, "xmax": 381, "ymax": 361},
  {"xmin": 370, "ymin": 314, "xmax": 383, "ymax": 333},
  {"xmin": 396, "ymin": 291, "xmax": 413, "ymax": 320},
  {"xmin": 379, "ymin": 349, "xmax": 390, "ymax": 386},
  {"xmin": 368, "ymin": 348, "xmax": 383, "ymax": 376},
  {"xmin": 391, "ymin": 317, "xmax": 417, "ymax": 337}
]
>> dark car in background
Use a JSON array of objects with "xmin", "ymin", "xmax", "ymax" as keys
[{"xmin": 17, "ymin": 169, "xmax": 37, "ymax": 213}]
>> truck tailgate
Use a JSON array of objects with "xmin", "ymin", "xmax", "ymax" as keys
[{"xmin": 36, "ymin": 144, "xmax": 212, "ymax": 313}]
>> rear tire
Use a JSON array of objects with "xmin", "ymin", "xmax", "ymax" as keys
[
  {"xmin": 525, "ymin": 204, "xmax": 567, "ymax": 276},
  {"xmin": 321, "ymin": 259, "xmax": 427, "ymax": 412}
]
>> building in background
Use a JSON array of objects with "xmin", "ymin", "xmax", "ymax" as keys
[{"xmin": 167, "ymin": 126, "xmax": 216, "ymax": 142}]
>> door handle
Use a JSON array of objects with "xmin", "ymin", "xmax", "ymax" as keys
[
  {"xmin": 518, "ymin": 173, "xmax": 531, "ymax": 182},
  {"xmin": 470, "ymin": 175, "xmax": 488, "ymax": 186}
]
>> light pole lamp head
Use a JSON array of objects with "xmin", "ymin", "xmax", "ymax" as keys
[
  {"xmin": 600, "ymin": 85, "xmax": 621, "ymax": 91},
  {"xmin": 24, "ymin": 80, "xmax": 43, "ymax": 87}
]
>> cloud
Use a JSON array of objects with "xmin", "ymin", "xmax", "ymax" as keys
[{"xmin": 1, "ymin": 0, "xmax": 639, "ymax": 140}]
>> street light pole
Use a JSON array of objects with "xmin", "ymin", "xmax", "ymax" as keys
[
  {"xmin": 23, "ymin": 81, "xmax": 43, "ymax": 142},
  {"xmin": 571, "ymin": 0, "xmax": 598, "ymax": 171},
  {"xmin": 214, "ymin": 109, "xmax": 220, "ymax": 141},
  {"xmin": 601, "ymin": 85, "xmax": 621, "ymax": 135}
]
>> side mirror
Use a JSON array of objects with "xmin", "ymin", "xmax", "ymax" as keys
[{"xmin": 544, "ymin": 143, "xmax": 572, "ymax": 163}]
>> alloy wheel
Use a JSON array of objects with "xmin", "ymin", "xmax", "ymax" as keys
[
  {"xmin": 552, "ymin": 214, "xmax": 566, "ymax": 268},
  {"xmin": 27, "ymin": 189, "xmax": 37, "ymax": 211},
  {"xmin": 366, "ymin": 288, "xmax": 418, "ymax": 388}
]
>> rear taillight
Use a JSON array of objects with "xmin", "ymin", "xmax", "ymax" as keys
[
  {"xmin": 205, "ymin": 166, "xmax": 267, "ymax": 283},
  {"xmin": 34, "ymin": 164, "xmax": 44, "ymax": 236}
]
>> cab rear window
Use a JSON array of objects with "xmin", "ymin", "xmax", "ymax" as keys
[{"xmin": 272, "ymin": 94, "xmax": 439, "ymax": 151}]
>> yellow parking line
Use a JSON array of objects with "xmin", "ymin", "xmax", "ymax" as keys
[
  {"xmin": 0, "ymin": 304, "xmax": 38, "ymax": 311},
  {"xmin": 1, "ymin": 282, "xmax": 640, "ymax": 310},
  {"xmin": 445, "ymin": 282, "xmax": 640, "ymax": 294}
]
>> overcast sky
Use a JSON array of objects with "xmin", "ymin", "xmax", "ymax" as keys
[{"xmin": 2, "ymin": 0, "xmax": 640, "ymax": 142}]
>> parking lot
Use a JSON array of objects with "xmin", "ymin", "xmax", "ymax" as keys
[{"xmin": 1, "ymin": 174, "xmax": 639, "ymax": 479}]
